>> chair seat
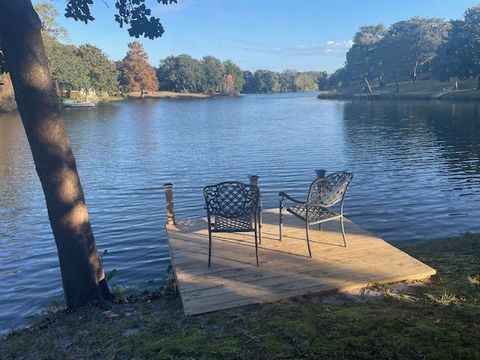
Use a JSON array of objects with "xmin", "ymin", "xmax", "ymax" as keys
[
  {"xmin": 279, "ymin": 171, "xmax": 353, "ymax": 257},
  {"xmin": 211, "ymin": 215, "xmax": 253, "ymax": 232},
  {"xmin": 287, "ymin": 204, "xmax": 340, "ymax": 225}
]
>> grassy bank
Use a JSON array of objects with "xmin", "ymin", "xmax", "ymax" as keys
[
  {"xmin": 318, "ymin": 79, "xmax": 480, "ymax": 101},
  {"xmin": 128, "ymin": 91, "xmax": 212, "ymax": 100},
  {"xmin": 1, "ymin": 234, "xmax": 480, "ymax": 359},
  {"xmin": 0, "ymin": 94, "xmax": 16, "ymax": 113},
  {"xmin": 0, "ymin": 91, "xmax": 211, "ymax": 114}
]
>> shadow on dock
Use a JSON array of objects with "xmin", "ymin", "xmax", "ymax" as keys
[{"xmin": 166, "ymin": 208, "xmax": 436, "ymax": 315}]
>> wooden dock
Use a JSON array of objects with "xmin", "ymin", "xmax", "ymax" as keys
[{"xmin": 166, "ymin": 208, "xmax": 436, "ymax": 315}]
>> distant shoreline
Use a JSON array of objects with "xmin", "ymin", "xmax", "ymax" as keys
[
  {"xmin": 0, "ymin": 91, "xmax": 220, "ymax": 113},
  {"xmin": 127, "ymin": 91, "xmax": 213, "ymax": 100},
  {"xmin": 317, "ymin": 91, "xmax": 480, "ymax": 101},
  {"xmin": 317, "ymin": 80, "xmax": 480, "ymax": 101},
  {"xmin": 4, "ymin": 86, "xmax": 480, "ymax": 114}
]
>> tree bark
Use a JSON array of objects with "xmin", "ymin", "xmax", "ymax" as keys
[
  {"xmin": 364, "ymin": 77, "xmax": 372, "ymax": 93},
  {"xmin": 0, "ymin": 0, "xmax": 112, "ymax": 307},
  {"xmin": 395, "ymin": 79, "xmax": 400, "ymax": 94},
  {"xmin": 411, "ymin": 61, "xmax": 419, "ymax": 82}
]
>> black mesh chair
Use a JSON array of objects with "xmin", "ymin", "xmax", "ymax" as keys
[
  {"xmin": 279, "ymin": 171, "xmax": 353, "ymax": 257},
  {"xmin": 203, "ymin": 181, "xmax": 262, "ymax": 266}
]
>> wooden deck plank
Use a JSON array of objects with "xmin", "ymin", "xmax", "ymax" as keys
[
  {"xmin": 166, "ymin": 208, "xmax": 436, "ymax": 315},
  {"xmin": 179, "ymin": 260, "xmax": 430, "ymax": 300},
  {"xmin": 176, "ymin": 258, "xmax": 429, "ymax": 295},
  {"xmin": 183, "ymin": 269, "xmax": 433, "ymax": 315}
]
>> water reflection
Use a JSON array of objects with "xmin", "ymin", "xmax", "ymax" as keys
[
  {"xmin": 342, "ymin": 100, "xmax": 480, "ymax": 244},
  {"xmin": 343, "ymin": 100, "xmax": 480, "ymax": 188}
]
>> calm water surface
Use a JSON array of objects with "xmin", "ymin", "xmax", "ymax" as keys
[{"xmin": 1, "ymin": 93, "xmax": 480, "ymax": 332}]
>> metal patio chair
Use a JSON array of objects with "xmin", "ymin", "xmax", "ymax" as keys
[
  {"xmin": 278, "ymin": 171, "xmax": 353, "ymax": 257},
  {"xmin": 203, "ymin": 181, "xmax": 262, "ymax": 266}
]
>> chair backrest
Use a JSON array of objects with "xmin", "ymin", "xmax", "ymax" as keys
[
  {"xmin": 307, "ymin": 171, "xmax": 353, "ymax": 207},
  {"xmin": 203, "ymin": 181, "xmax": 260, "ymax": 219}
]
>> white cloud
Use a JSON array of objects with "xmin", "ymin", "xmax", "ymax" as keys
[{"xmin": 238, "ymin": 39, "xmax": 353, "ymax": 57}]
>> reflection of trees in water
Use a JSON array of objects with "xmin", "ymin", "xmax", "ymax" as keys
[
  {"xmin": 0, "ymin": 104, "xmax": 122, "ymax": 212},
  {"xmin": 0, "ymin": 112, "xmax": 40, "ymax": 207},
  {"xmin": 343, "ymin": 100, "xmax": 480, "ymax": 179},
  {"xmin": 63, "ymin": 104, "xmax": 123, "ymax": 161},
  {"xmin": 420, "ymin": 102, "xmax": 480, "ymax": 175},
  {"xmin": 0, "ymin": 112, "xmax": 50, "ymax": 241},
  {"xmin": 64, "ymin": 103, "xmax": 121, "ymax": 123}
]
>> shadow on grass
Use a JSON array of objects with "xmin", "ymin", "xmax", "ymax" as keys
[{"xmin": 1, "ymin": 233, "xmax": 479, "ymax": 359}]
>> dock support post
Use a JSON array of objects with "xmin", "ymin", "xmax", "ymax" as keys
[
  {"xmin": 163, "ymin": 183, "xmax": 176, "ymax": 226},
  {"xmin": 315, "ymin": 169, "xmax": 326, "ymax": 179},
  {"xmin": 249, "ymin": 175, "xmax": 261, "ymax": 245}
]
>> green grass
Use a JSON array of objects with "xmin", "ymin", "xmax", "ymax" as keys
[
  {"xmin": 1, "ymin": 234, "xmax": 480, "ymax": 359},
  {"xmin": 128, "ymin": 91, "xmax": 211, "ymax": 99},
  {"xmin": 0, "ymin": 94, "xmax": 17, "ymax": 112},
  {"xmin": 319, "ymin": 79, "xmax": 480, "ymax": 100},
  {"xmin": 385, "ymin": 80, "xmax": 448, "ymax": 94}
]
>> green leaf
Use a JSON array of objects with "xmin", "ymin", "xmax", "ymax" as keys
[{"xmin": 106, "ymin": 269, "xmax": 118, "ymax": 282}]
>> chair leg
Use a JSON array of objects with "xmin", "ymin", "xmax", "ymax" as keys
[
  {"xmin": 208, "ymin": 230, "xmax": 212, "ymax": 267},
  {"xmin": 305, "ymin": 222, "xmax": 312, "ymax": 258},
  {"xmin": 278, "ymin": 203, "xmax": 283, "ymax": 241},
  {"xmin": 258, "ymin": 211, "xmax": 262, "ymax": 245},
  {"xmin": 340, "ymin": 217, "xmax": 347, "ymax": 247},
  {"xmin": 254, "ymin": 228, "xmax": 259, "ymax": 266},
  {"xmin": 279, "ymin": 202, "xmax": 283, "ymax": 240}
]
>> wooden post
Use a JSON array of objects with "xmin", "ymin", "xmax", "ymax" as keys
[
  {"xmin": 163, "ymin": 183, "xmax": 176, "ymax": 226},
  {"xmin": 315, "ymin": 169, "xmax": 326, "ymax": 179},
  {"xmin": 249, "ymin": 175, "xmax": 261, "ymax": 245}
]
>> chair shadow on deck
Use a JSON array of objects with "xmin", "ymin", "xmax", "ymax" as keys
[
  {"xmin": 170, "ymin": 209, "xmax": 374, "ymax": 265},
  {"xmin": 167, "ymin": 213, "xmax": 436, "ymax": 315}
]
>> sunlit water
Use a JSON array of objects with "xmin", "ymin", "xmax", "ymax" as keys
[{"xmin": 1, "ymin": 93, "xmax": 480, "ymax": 333}]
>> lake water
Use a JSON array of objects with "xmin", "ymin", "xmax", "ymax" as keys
[{"xmin": 1, "ymin": 93, "xmax": 480, "ymax": 333}]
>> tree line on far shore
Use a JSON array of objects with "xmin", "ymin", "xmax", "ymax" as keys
[
  {"xmin": 327, "ymin": 4, "xmax": 480, "ymax": 92},
  {"xmin": 24, "ymin": 3, "xmax": 327, "ymax": 99},
  {"xmin": 157, "ymin": 55, "xmax": 328, "ymax": 94},
  {"xmin": 15, "ymin": 2, "xmax": 480, "ymax": 100},
  {"xmin": 46, "ymin": 38, "xmax": 327, "ymax": 97}
]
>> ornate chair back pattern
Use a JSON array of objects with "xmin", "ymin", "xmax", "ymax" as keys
[
  {"xmin": 203, "ymin": 181, "xmax": 261, "ymax": 266},
  {"xmin": 279, "ymin": 170, "xmax": 353, "ymax": 256},
  {"xmin": 307, "ymin": 171, "xmax": 353, "ymax": 208},
  {"xmin": 204, "ymin": 182, "xmax": 259, "ymax": 231}
]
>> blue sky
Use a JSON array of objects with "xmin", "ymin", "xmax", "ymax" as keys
[{"xmin": 36, "ymin": 0, "xmax": 480, "ymax": 72}]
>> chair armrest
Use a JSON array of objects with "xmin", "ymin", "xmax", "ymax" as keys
[{"xmin": 279, "ymin": 192, "xmax": 304, "ymax": 204}]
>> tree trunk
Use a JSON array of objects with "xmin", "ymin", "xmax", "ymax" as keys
[
  {"xmin": 477, "ymin": 75, "xmax": 480, "ymax": 91},
  {"xmin": 364, "ymin": 77, "xmax": 372, "ymax": 93},
  {"xmin": 0, "ymin": 0, "xmax": 112, "ymax": 307},
  {"xmin": 411, "ymin": 61, "xmax": 418, "ymax": 82},
  {"xmin": 395, "ymin": 79, "xmax": 400, "ymax": 94}
]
